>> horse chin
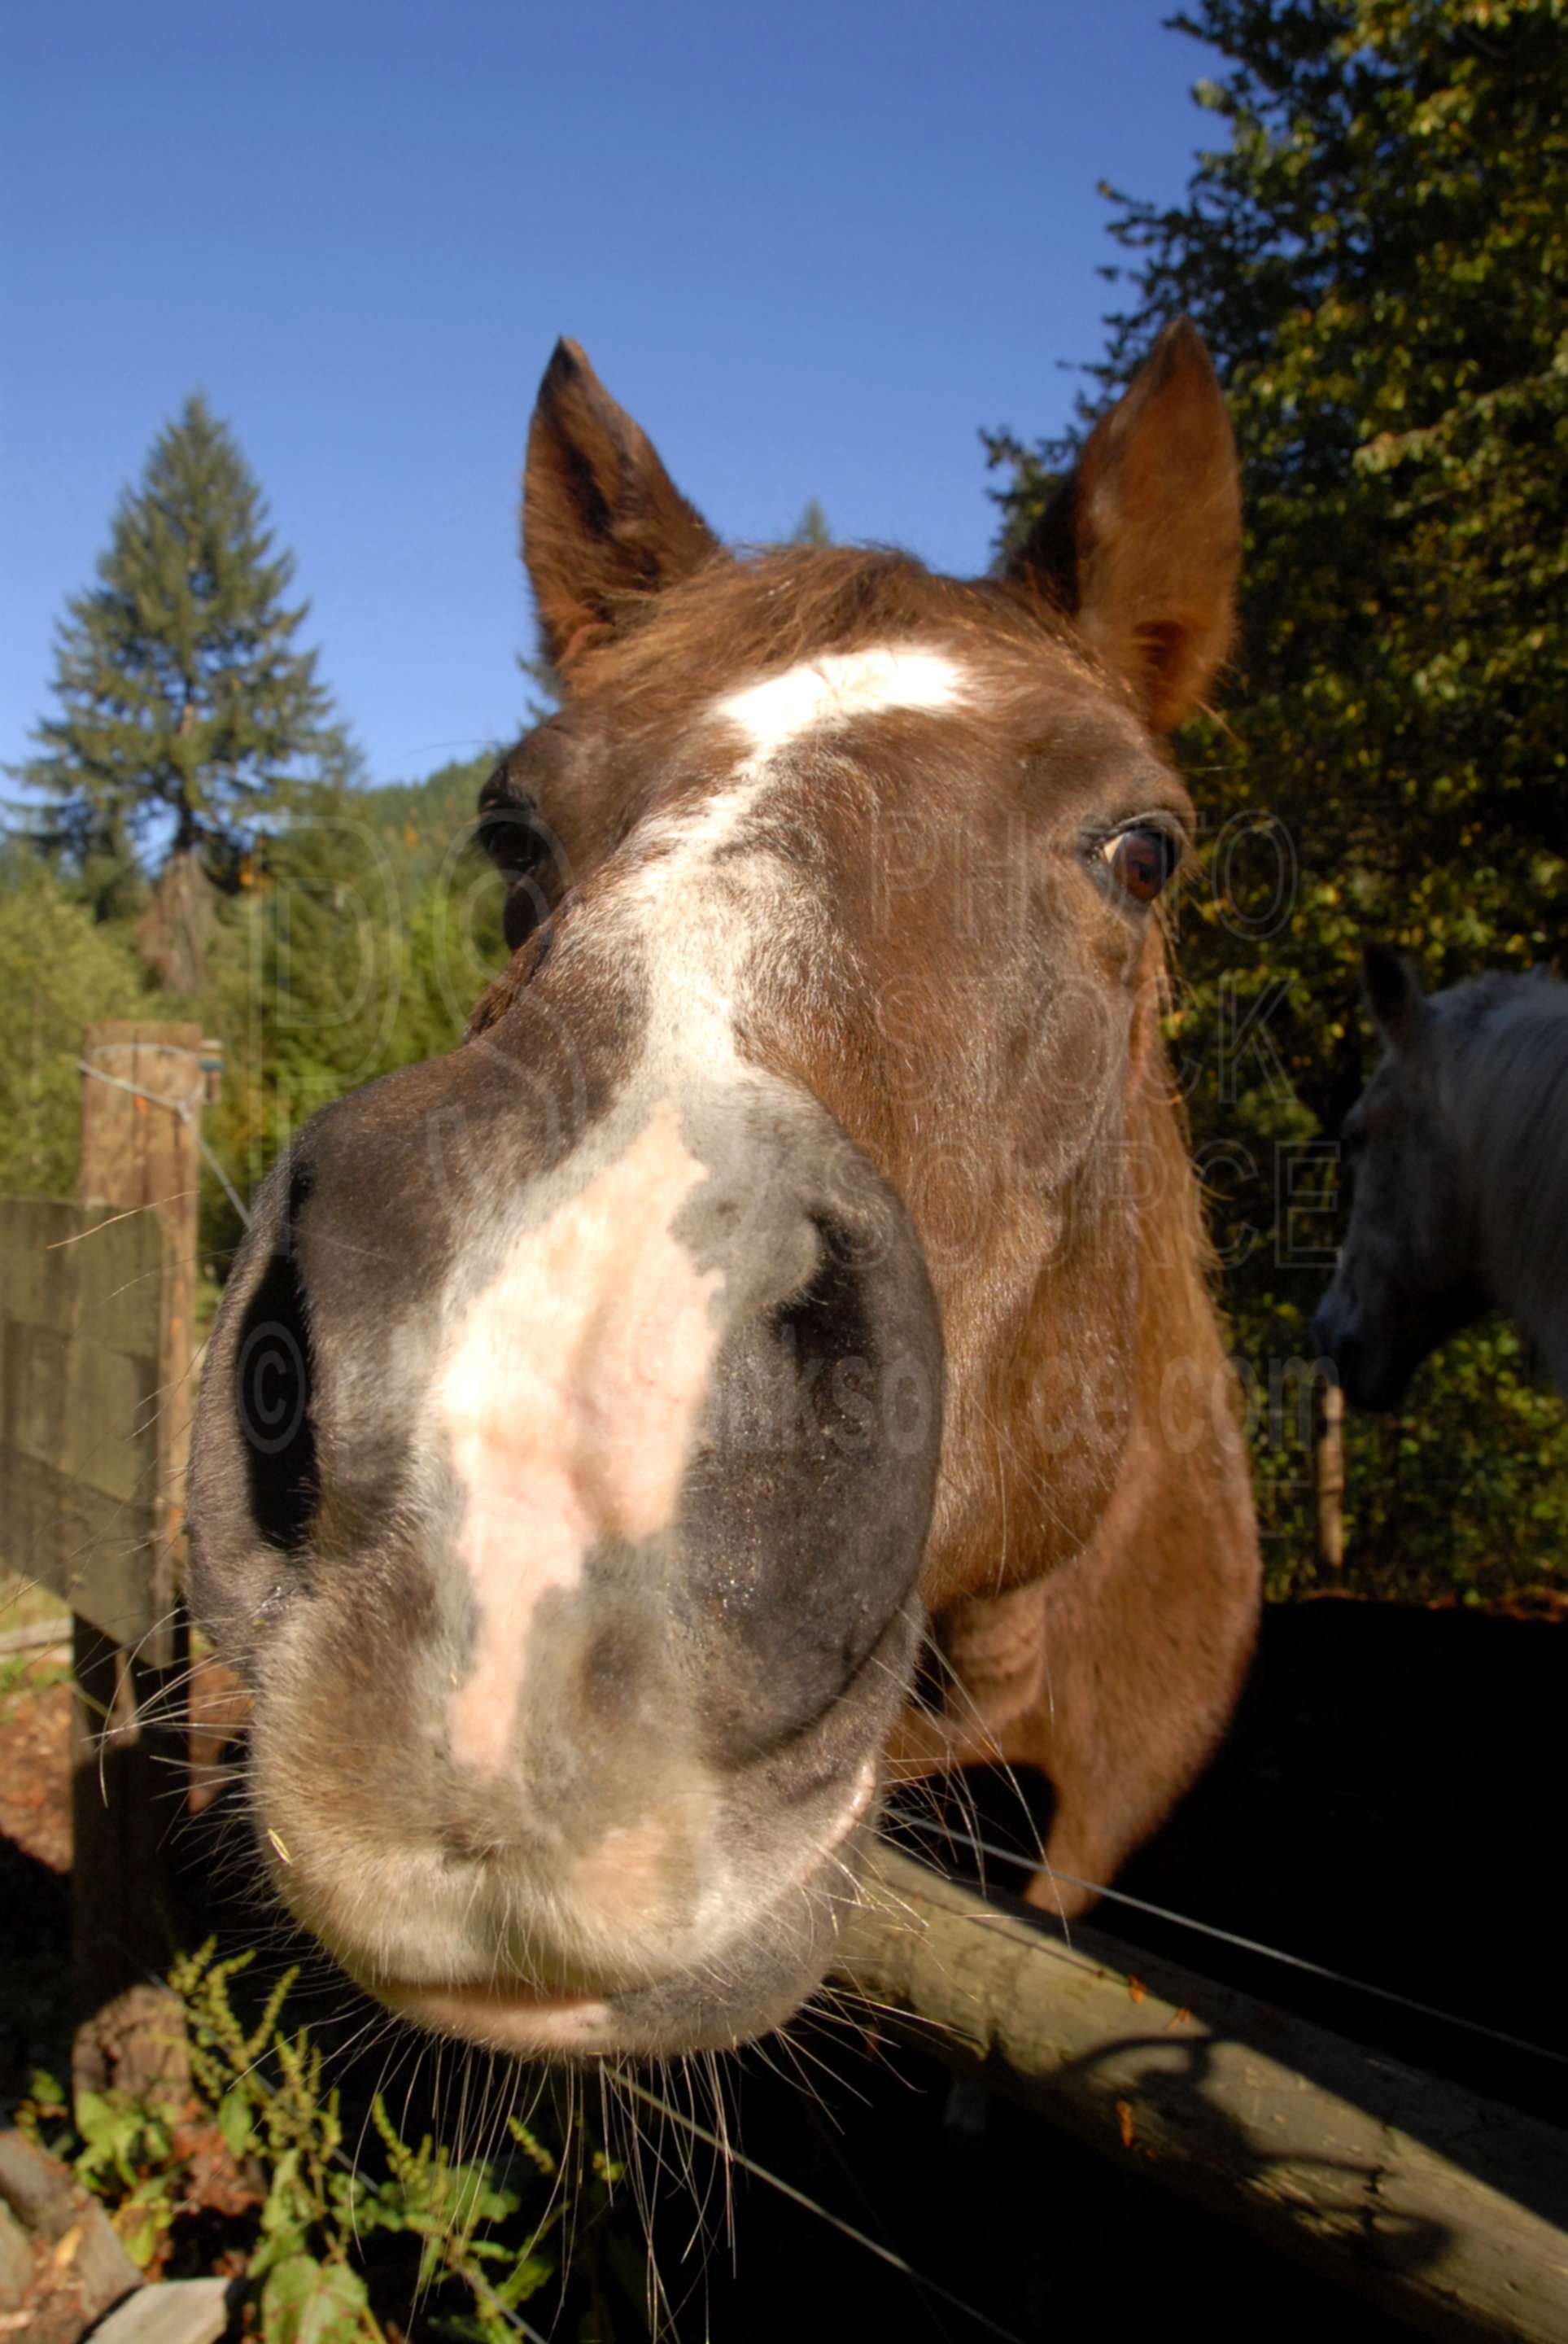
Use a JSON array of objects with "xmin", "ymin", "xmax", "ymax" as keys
[{"xmin": 365, "ymin": 1818, "xmax": 871, "ymax": 2065}]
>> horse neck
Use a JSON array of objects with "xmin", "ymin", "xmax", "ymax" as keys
[{"xmin": 1036, "ymin": 1059, "xmax": 1259, "ymax": 1648}]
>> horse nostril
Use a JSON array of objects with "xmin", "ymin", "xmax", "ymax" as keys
[
  {"xmin": 765, "ymin": 1218, "xmax": 880, "ymax": 1458},
  {"xmin": 771, "ymin": 1218, "xmax": 869, "ymax": 1370},
  {"xmin": 234, "ymin": 1245, "xmax": 317, "ymax": 1551}
]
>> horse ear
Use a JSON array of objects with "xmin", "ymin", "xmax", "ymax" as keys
[
  {"xmin": 1005, "ymin": 319, "xmax": 1240, "ymax": 732},
  {"xmin": 523, "ymin": 339, "xmax": 723, "ymax": 680},
  {"xmin": 1363, "ymin": 941, "xmax": 1428, "ymax": 1052}
]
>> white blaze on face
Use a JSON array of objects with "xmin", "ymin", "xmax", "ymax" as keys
[
  {"xmin": 713, "ymin": 647, "xmax": 963, "ymax": 766},
  {"xmin": 439, "ymin": 647, "xmax": 965, "ymax": 1777},
  {"xmin": 438, "ymin": 1100, "xmax": 723, "ymax": 1776},
  {"xmin": 621, "ymin": 645, "xmax": 968, "ymax": 1069}
]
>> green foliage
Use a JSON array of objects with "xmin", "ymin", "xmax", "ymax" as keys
[
  {"xmin": 203, "ymin": 753, "xmax": 509, "ymax": 1257},
  {"xmin": 72, "ymin": 2086, "xmax": 185, "ymax": 2269},
  {"xmin": 1342, "ymin": 1324, "xmax": 1568, "ymax": 1600},
  {"xmin": 0, "ymin": 740, "xmax": 510, "ymax": 1286},
  {"xmin": 14, "ymin": 393, "xmax": 346, "ymax": 896},
  {"xmin": 22, "ymin": 1944, "xmax": 640, "ymax": 2341},
  {"xmin": 0, "ymin": 864, "xmax": 152, "ymax": 1194},
  {"xmin": 21, "ymin": 2068, "xmax": 190, "ymax": 2274},
  {"xmin": 258, "ymin": 2254, "xmax": 372, "ymax": 2344},
  {"xmin": 0, "ymin": 1648, "xmax": 68, "ymax": 1705},
  {"xmin": 989, "ymin": 0, "xmax": 1568, "ymax": 1602}
]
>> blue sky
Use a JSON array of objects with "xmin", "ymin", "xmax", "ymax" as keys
[{"xmin": 2, "ymin": 0, "xmax": 1217, "ymax": 790}]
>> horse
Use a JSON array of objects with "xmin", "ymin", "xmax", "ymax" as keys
[
  {"xmin": 187, "ymin": 321, "xmax": 1261, "ymax": 2063},
  {"xmin": 1314, "ymin": 943, "xmax": 1568, "ymax": 1409}
]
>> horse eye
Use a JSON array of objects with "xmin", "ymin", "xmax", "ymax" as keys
[
  {"xmin": 476, "ymin": 808, "xmax": 545, "ymax": 881},
  {"xmin": 1100, "ymin": 824, "xmax": 1181, "ymax": 905}
]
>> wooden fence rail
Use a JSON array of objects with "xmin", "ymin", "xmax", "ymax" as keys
[{"xmin": 833, "ymin": 1846, "xmax": 1568, "ymax": 2344}]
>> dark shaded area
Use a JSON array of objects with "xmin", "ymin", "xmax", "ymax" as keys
[
  {"xmin": 1119, "ymin": 1598, "xmax": 1566, "ymax": 2127},
  {"xmin": 768, "ymin": 1216, "xmax": 871, "ymax": 1375},
  {"xmin": 902, "ymin": 1599, "xmax": 1566, "ymax": 2121},
  {"xmin": 0, "ymin": 1838, "xmax": 70, "ymax": 2106},
  {"xmin": 670, "ymin": 1599, "xmax": 1566, "ymax": 2341},
  {"xmin": 648, "ymin": 2048, "xmax": 1409, "ymax": 2344}
]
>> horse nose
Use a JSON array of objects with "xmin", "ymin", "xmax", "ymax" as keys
[
  {"xmin": 418, "ymin": 1084, "xmax": 946, "ymax": 1781},
  {"xmin": 187, "ymin": 1152, "xmax": 323, "ymax": 1664},
  {"xmin": 194, "ymin": 1066, "xmax": 945, "ymax": 1772},
  {"xmin": 189, "ymin": 1069, "xmax": 943, "ymax": 2018}
]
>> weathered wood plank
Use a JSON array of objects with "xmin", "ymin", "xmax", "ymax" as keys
[
  {"xmin": 69, "ymin": 1026, "xmax": 210, "ymax": 2106},
  {"xmin": 834, "ymin": 1845, "xmax": 1568, "ymax": 2344},
  {"xmin": 0, "ymin": 1198, "xmax": 168, "ymax": 1644},
  {"xmin": 0, "ymin": 1450, "xmax": 156, "ymax": 1642},
  {"xmin": 79, "ymin": 1021, "xmax": 205, "ymax": 1590}
]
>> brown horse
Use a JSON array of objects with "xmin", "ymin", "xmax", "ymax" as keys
[{"xmin": 188, "ymin": 324, "xmax": 1260, "ymax": 2062}]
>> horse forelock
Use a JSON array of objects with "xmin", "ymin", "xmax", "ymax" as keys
[{"xmin": 559, "ymin": 540, "xmax": 1103, "ymax": 731}]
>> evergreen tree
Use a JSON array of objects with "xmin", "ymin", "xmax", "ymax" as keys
[
  {"xmin": 788, "ymin": 498, "xmax": 832, "ymax": 545},
  {"xmin": 204, "ymin": 750, "xmax": 507, "ymax": 1257},
  {"xmin": 990, "ymin": 0, "xmax": 1566, "ymax": 1071},
  {"xmin": 16, "ymin": 395, "xmax": 345, "ymax": 918},
  {"xmin": 987, "ymin": 0, "xmax": 1568, "ymax": 1600}
]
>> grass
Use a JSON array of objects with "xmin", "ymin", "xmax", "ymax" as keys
[{"xmin": 0, "ymin": 1568, "xmax": 71, "ymax": 1645}]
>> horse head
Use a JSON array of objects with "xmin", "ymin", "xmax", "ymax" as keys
[{"xmin": 189, "ymin": 323, "xmax": 1257, "ymax": 2059}]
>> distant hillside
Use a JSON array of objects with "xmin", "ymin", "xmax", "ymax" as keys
[{"xmin": 352, "ymin": 751, "xmax": 499, "ymax": 901}]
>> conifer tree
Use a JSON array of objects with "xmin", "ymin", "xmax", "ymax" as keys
[
  {"xmin": 17, "ymin": 395, "xmax": 345, "ymax": 925},
  {"xmin": 789, "ymin": 498, "xmax": 832, "ymax": 546}
]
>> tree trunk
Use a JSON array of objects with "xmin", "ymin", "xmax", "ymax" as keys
[{"xmin": 135, "ymin": 851, "xmax": 216, "ymax": 993}]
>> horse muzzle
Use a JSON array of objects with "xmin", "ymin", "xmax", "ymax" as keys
[{"xmin": 187, "ymin": 1049, "xmax": 945, "ymax": 2056}]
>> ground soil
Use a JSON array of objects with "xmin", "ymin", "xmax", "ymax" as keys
[
  {"xmin": 2, "ymin": 1600, "xmax": 1563, "ymax": 2342},
  {"xmin": 0, "ymin": 1658, "xmax": 72, "ymax": 2108}
]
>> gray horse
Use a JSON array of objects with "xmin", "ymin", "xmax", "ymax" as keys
[{"xmin": 1313, "ymin": 943, "xmax": 1568, "ymax": 1410}]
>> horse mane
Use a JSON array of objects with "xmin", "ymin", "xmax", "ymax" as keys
[{"xmin": 1437, "ymin": 969, "xmax": 1568, "ymax": 1350}]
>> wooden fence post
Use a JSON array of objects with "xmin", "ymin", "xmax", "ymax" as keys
[
  {"xmin": 71, "ymin": 1022, "xmax": 207, "ymax": 2103},
  {"xmin": 78, "ymin": 1022, "xmax": 207, "ymax": 1596}
]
